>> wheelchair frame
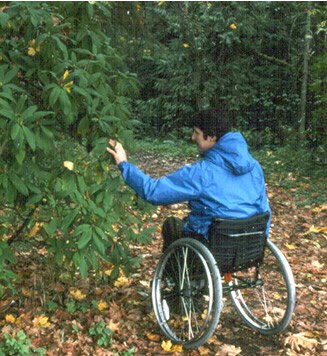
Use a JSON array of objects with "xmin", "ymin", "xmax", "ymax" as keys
[{"xmin": 151, "ymin": 214, "xmax": 296, "ymax": 349}]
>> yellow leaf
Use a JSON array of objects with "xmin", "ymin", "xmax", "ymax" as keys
[
  {"xmin": 161, "ymin": 340, "xmax": 172, "ymax": 351},
  {"xmin": 309, "ymin": 226, "xmax": 327, "ymax": 234},
  {"xmin": 5, "ymin": 314, "xmax": 16, "ymax": 324},
  {"xmin": 183, "ymin": 43, "xmax": 190, "ymax": 48},
  {"xmin": 64, "ymin": 81, "xmax": 74, "ymax": 87},
  {"xmin": 33, "ymin": 315, "xmax": 50, "ymax": 328},
  {"xmin": 202, "ymin": 308, "xmax": 208, "ymax": 320},
  {"xmin": 104, "ymin": 267, "xmax": 114, "ymax": 276},
  {"xmin": 64, "ymin": 86, "xmax": 72, "ymax": 93},
  {"xmin": 97, "ymin": 299, "xmax": 108, "ymax": 311},
  {"xmin": 146, "ymin": 332, "xmax": 161, "ymax": 341},
  {"xmin": 29, "ymin": 222, "xmax": 43, "ymax": 238},
  {"xmin": 114, "ymin": 275, "xmax": 129, "ymax": 288},
  {"xmin": 63, "ymin": 69, "xmax": 69, "ymax": 81},
  {"xmin": 63, "ymin": 160, "xmax": 74, "ymax": 171},
  {"xmin": 28, "ymin": 47, "xmax": 36, "ymax": 56},
  {"xmin": 140, "ymin": 280, "xmax": 150, "ymax": 288},
  {"xmin": 111, "ymin": 224, "xmax": 120, "ymax": 233},
  {"xmin": 171, "ymin": 344, "xmax": 183, "ymax": 352},
  {"xmin": 285, "ymin": 243, "xmax": 297, "ymax": 250},
  {"xmin": 158, "ymin": 1, "xmax": 165, "ymax": 6},
  {"xmin": 69, "ymin": 288, "xmax": 86, "ymax": 301},
  {"xmin": 312, "ymin": 204, "xmax": 327, "ymax": 213}
]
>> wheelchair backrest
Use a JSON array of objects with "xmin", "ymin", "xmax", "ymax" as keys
[{"xmin": 208, "ymin": 212, "xmax": 270, "ymax": 273}]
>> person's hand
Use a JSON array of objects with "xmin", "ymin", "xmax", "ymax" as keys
[{"xmin": 106, "ymin": 139, "xmax": 128, "ymax": 165}]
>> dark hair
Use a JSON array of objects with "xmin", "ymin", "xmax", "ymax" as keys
[{"xmin": 189, "ymin": 108, "xmax": 233, "ymax": 140}]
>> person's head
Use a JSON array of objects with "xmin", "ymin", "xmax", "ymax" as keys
[{"xmin": 190, "ymin": 108, "xmax": 233, "ymax": 152}]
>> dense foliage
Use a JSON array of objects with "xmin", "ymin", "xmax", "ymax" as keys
[
  {"xmin": 108, "ymin": 2, "xmax": 325, "ymax": 151},
  {"xmin": 0, "ymin": 2, "xmax": 153, "ymax": 296}
]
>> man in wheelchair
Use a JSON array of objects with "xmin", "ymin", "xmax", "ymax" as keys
[
  {"xmin": 107, "ymin": 107, "xmax": 271, "ymax": 248},
  {"xmin": 107, "ymin": 108, "xmax": 295, "ymax": 349}
]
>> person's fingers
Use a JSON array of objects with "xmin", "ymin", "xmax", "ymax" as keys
[
  {"xmin": 106, "ymin": 147, "xmax": 116, "ymax": 156},
  {"xmin": 109, "ymin": 139, "xmax": 116, "ymax": 147}
]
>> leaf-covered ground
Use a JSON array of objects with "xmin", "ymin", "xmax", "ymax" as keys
[{"xmin": 1, "ymin": 151, "xmax": 326, "ymax": 355}]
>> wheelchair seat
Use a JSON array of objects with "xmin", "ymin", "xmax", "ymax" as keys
[{"xmin": 208, "ymin": 212, "xmax": 270, "ymax": 273}]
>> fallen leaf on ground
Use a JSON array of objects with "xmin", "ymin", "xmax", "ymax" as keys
[
  {"xmin": 219, "ymin": 344, "xmax": 242, "ymax": 355},
  {"xmin": 146, "ymin": 332, "xmax": 161, "ymax": 341},
  {"xmin": 284, "ymin": 332, "xmax": 319, "ymax": 352},
  {"xmin": 161, "ymin": 340, "xmax": 173, "ymax": 351},
  {"xmin": 69, "ymin": 288, "xmax": 86, "ymax": 301},
  {"xmin": 33, "ymin": 314, "xmax": 51, "ymax": 328},
  {"xmin": 97, "ymin": 299, "xmax": 108, "ymax": 311},
  {"xmin": 5, "ymin": 314, "xmax": 16, "ymax": 323}
]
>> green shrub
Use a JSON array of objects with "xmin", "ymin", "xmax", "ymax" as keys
[{"xmin": 0, "ymin": 2, "xmax": 151, "ymax": 294}]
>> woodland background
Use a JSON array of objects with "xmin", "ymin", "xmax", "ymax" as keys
[{"xmin": 0, "ymin": 1, "xmax": 326, "ymax": 354}]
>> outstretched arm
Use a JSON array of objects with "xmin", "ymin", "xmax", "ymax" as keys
[{"xmin": 106, "ymin": 138, "xmax": 203, "ymax": 205}]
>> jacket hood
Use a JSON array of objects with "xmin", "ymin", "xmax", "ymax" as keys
[{"xmin": 204, "ymin": 132, "xmax": 256, "ymax": 175}]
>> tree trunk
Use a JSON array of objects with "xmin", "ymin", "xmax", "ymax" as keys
[{"xmin": 299, "ymin": 6, "xmax": 312, "ymax": 134}]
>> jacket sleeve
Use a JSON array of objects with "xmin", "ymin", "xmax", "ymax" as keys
[{"xmin": 118, "ymin": 161, "xmax": 203, "ymax": 205}]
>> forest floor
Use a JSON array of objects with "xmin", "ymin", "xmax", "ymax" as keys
[{"xmin": 0, "ymin": 149, "xmax": 326, "ymax": 355}]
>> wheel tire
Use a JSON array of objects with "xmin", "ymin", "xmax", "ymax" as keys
[
  {"xmin": 230, "ymin": 239, "xmax": 296, "ymax": 334},
  {"xmin": 152, "ymin": 238, "xmax": 223, "ymax": 349}
]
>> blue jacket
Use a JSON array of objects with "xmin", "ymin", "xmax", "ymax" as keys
[{"xmin": 118, "ymin": 132, "xmax": 271, "ymax": 238}]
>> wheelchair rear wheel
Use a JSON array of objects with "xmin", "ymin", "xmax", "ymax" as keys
[
  {"xmin": 229, "ymin": 239, "xmax": 296, "ymax": 334},
  {"xmin": 152, "ymin": 238, "xmax": 223, "ymax": 349}
]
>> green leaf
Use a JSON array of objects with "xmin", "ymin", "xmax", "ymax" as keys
[
  {"xmin": 73, "ymin": 252, "xmax": 80, "ymax": 269},
  {"xmin": 59, "ymin": 89, "xmax": 72, "ymax": 116},
  {"xmin": 43, "ymin": 220, "xmax": 58, "ymax": 235},
  {"xmin": 23, "ymin": 126, "xmax": 36, "ymax": 151},
  {"xmin": 79, "ymin": 256, "xmax": 88, "ymax": 278},
  {"xmin": 15, "ymin": 149, "xmax": 26, "ymax": 165},
  {"xmin": 26, "ymin": 194, "xmax": 43, "ymax": 206},
  {"xmin": 93, "ymin": 234, "xmax": 105, "ymax": 256},
  {"xmin": 0, "ymin": 91, "xmax": 15, "ymax": 102},
  {"xmin": 49, "ymin": 86, "xmax": 61, "ymax": 107},
  {"xmin": 0, "ymin": 13, "xmax": 9, "ymax": 28},
  {"xmin": 62, "ymin": 208, "xmax": 79, "ymax": 231},
  {"xmin": 0, "ymin": 109, "xmax": 15, "ymax": 120},
  {"xmin": 74, "ymin": 224, "xmax": 90, "ymax": 236},
  {"xmin": 77, "ymin": 176, "xmax": 86, "ymax": 195},
  {"xmin": 93, "ymin": 207, "xmax": 106, "ymax": 218},
  {"xmin": 34, "ymin": 111, "xmax": 54, "ymax": 120},
  {"xmin": 4, "ymin": 68, "xmax": 18, "ymax": 84},
  {"xmin": 78, "ymin": 233, "xmax": 91, "ymax": 250},
  {"xmin": 52, "ymin": 35, "xmax": 68, "ymax": 58},
  {"xmin": 22, "ymin": 105, "xmax": 37, "ymax": 119},
  {"xmin": 77, "ymin": 226, "xmax": 92, "ymax": 249},
  {"xmin": 9, "ymin": 173, "xmax": 29, "ymax": 196},
  {"xmin": 16, "ymin": 96, "xmax": 27, "ymax": 113},
  {"xmin": 77, "ymin": 117, "xmax": 90, "ymax": 135},
  {"xmin": 10, "ymin": 123, "xmax": 21, "ymax": 140},
  {"xmin": 40, "ymin": 125, "xmax": 54, "ymax": 138}
]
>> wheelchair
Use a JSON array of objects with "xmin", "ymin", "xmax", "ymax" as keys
[{"xmin": 152, "ymin": 213, "xmax": 296, "ymax": 349}]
